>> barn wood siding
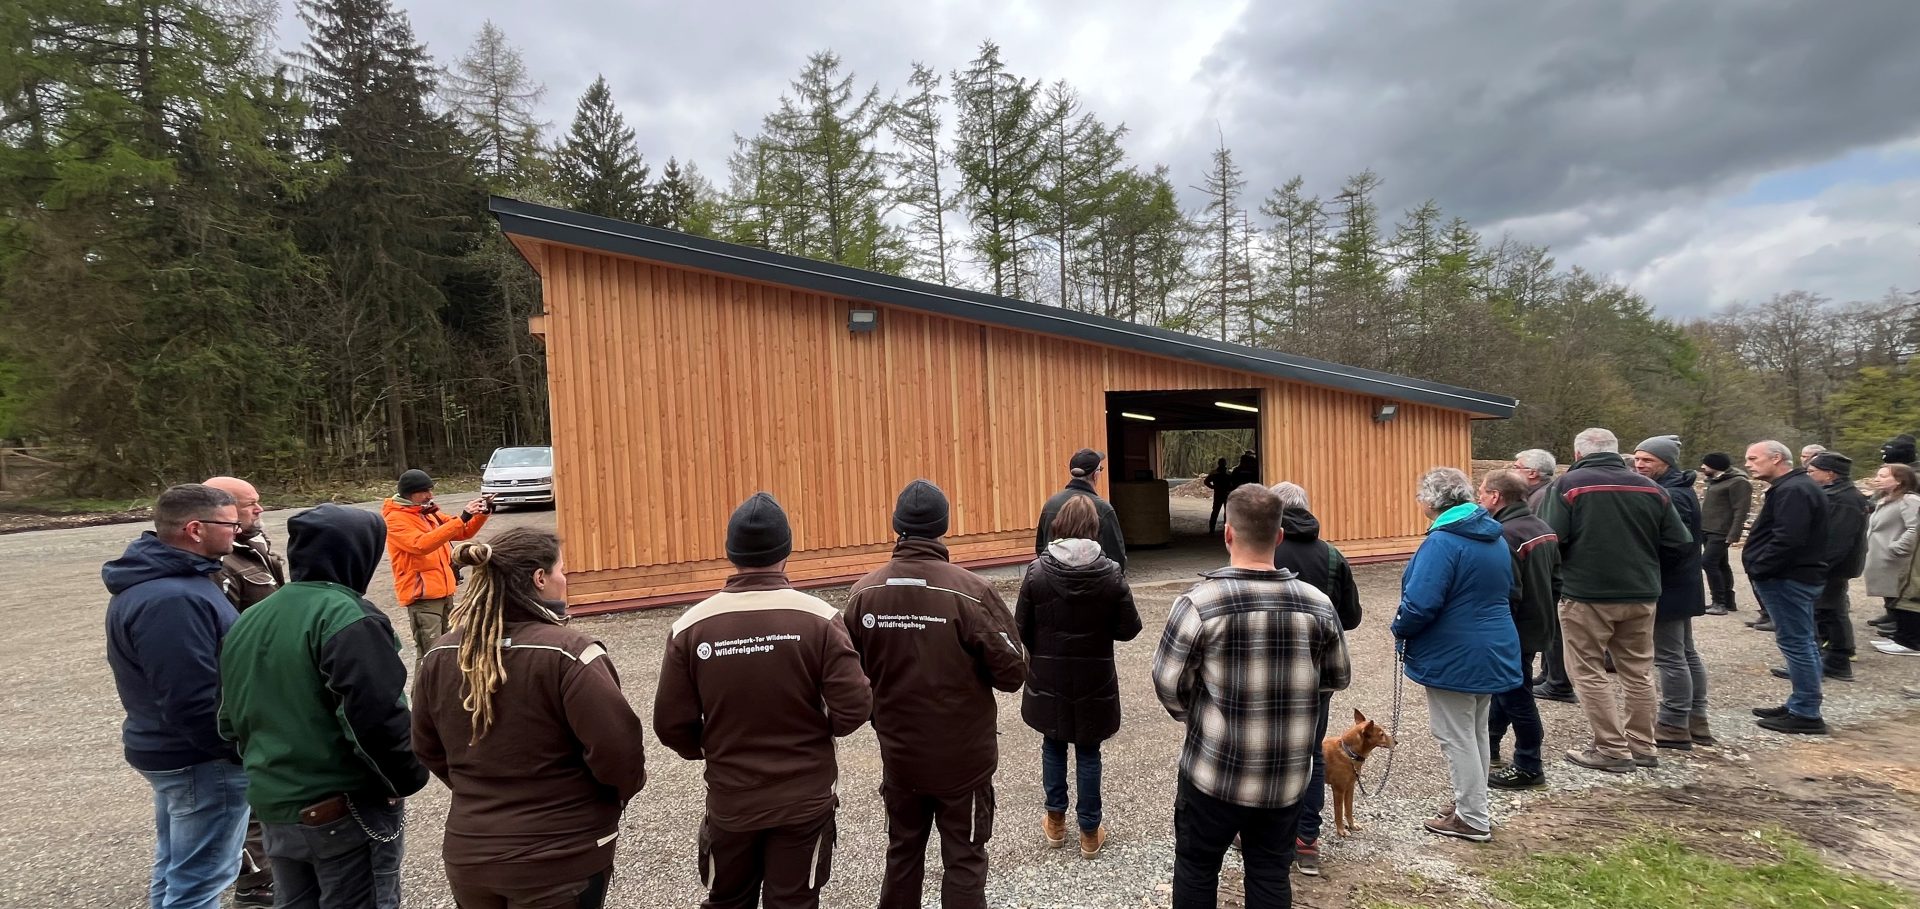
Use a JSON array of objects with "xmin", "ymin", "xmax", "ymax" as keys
[{"xmin": 535, "ymin": 243, "xmax": 1469, "ymax": 609}]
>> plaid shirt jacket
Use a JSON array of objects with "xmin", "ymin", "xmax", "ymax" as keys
[{"xmin": 1152, "ymin": 566, "xmax": 1352, "ymax": 809}]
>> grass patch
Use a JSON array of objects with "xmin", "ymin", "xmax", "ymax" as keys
[{"xmin": 1494, "ymin": 829, "xmax": 1913, "ymax": 909}]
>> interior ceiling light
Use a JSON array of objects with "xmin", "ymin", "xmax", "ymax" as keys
[
  {"xmin": 1214, "ymin": 401, "xmax": 1259, "ymax": 413},
  {"xmin": 1121, "ymin": 412, "xmax": 1156, "ymax": 421}
]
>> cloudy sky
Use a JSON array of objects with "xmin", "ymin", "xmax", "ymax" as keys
[{"xmin": 279, "ymin": 0, "xmax": 1920, "ymax": 319}]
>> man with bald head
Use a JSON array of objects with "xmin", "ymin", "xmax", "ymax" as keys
[
  {"xmin": 204, "ymin": 477, "xmax": 287, "ymax": 614},
  {"xmin": 1743, "ymin": 441, "xmax": 1830, "ymax": 735}
]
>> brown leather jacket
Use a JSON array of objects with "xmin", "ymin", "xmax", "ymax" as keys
[{"xmin": 216, "ymin": 530, "xmax": 287, "ymax": 611}]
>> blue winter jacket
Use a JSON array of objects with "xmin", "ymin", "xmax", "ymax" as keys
[
  {"xmin": 104, "ymin": 533, "xmax": 240, "ymax": 770},
  {"xmin": 1390, "ymin": 505, "xmax": 1524, "ymax": 694}
]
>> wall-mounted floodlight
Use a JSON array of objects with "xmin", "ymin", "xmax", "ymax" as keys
[
  {"xmin": 1121, "ymin": 412, "xmax": 1156, "ymax": 422},
  {"xmin": 849, "ymin": 308, "xmax": 878, "ymax": 333},
  {"xmin": 1374, "ymin": 403, "xmax": 1399, "ymax": 423},
  {"xmin": 1214, "ymin": 401, "xmax": 1259, "ymax": 413}
]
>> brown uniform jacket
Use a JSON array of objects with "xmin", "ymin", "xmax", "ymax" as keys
[
  {"xmin": 412, "ymin": 607, "xmax": 646, "ymax": 888},
  {"xmin": 653, "ymin": 572, "xmax": 871, "ymax": 832},
  {"xmin": 216, "ymin": 531, "xmax": 287, "ymax": 611},
  {"xmin": 842, "ymin": 538, "xmax": 1027, "ymax": 795}
]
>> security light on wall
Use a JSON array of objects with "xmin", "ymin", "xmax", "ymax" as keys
[
  {"xmin": 1374, "ymin": 403, "xmax": 1399, "ymax": 423},
  {"xmin": 848, "ymin": 308, "xmax": 878, "ymax": 333}
]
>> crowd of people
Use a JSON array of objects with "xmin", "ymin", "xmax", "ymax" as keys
[{"xmin": 99, "ymin": 431, "xmax": 1920, "ymax": 909}]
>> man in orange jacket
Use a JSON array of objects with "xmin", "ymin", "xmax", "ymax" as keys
[{"xmin": 382, "ymin": 469, "xmax": 490, "ymax": 658}]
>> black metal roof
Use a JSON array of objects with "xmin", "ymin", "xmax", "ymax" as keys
[{"xmin": 490, "ymin": 196, "xmax": 1517, "ymax": 418}]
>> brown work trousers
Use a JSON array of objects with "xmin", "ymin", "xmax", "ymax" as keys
[
  {"xmin": 406, "ymin": 597, "xmax": 452, "ymax": 659},
  {"xmin": 447, "ymin": 868, "xmax": 609, "ymax": 909},
  {"xmin": 697, "ymin": 810, "xmax": 835, "ymax": 909},
  {"xmin": 1560, "ymin": 598, "xmax": 1658, "ymax": 761},
  {"xmin": 879, "ymin": 779, "xmax": 995, "ymax": 909}
]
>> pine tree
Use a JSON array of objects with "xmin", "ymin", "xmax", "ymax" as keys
[
  {"xmin": 1326, "ymin": 170, "xmax": 1389, "ymax": 365},
  {"xmin": 554, "ymin": 75, "xmax": 650, "ymax": 221},
  {"xmin": 1192, "ymin": 137, "xmax": 1251, "ymax": 341},
  {"xmin": 646, "ymin": 156, "xmax": 700, "ymax": 231},
  {"xmin": 952, "ymin": 41, "xmax": 1043, "ymax": 298},
  {"xmin": 446, "ymin": 21, "xmax": 547, "ymax": 189},
  {"xmin": 889, "ymin": 62, "xmax": 956, "ymax": 285},
  {"xmin": 1034, "ymin": 80, "xmax": 1125, "ymax": 310},
  {"xmin": 1259, "ymin": 176, "xmax": 1326, "ymax": 344}
]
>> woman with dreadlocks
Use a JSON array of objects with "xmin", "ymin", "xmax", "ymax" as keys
[{"xmin": 412, "ymin": 528, "xmax": 647, "ymax": 909}]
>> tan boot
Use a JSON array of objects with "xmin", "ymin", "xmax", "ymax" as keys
[
  {"xmin": 1042, "ymin": 811, "xmax": 1067, "ymax": 848},
  {"xmin": 1079, "ymin": 824, "xmax": 1107, "ymax": 858},
  {"xmin": 1689, "ymin": 715, "xmax": 1717, "ymax": 747}
]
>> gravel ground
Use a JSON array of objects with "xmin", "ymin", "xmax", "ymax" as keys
[{"xmin": 6, "ymin": 495, "xmax": 1919, "ymax": 908}]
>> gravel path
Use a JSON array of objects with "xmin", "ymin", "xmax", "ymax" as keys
[{"xmin": 6, "ymin": 496, "xmax": 1919, "ymax": 908}]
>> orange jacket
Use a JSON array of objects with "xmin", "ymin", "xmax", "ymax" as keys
[{"xmin": 382, "ymin": 497, "xmax": 489, "ymax": 607}]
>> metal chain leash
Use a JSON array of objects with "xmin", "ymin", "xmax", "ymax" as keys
[{"xmin": 1356, "ymin": 644, "xmax": 1406, "ymax": 798}]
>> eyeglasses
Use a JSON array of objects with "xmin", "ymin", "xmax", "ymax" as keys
[{"xmin": 197, "ymin": 520, "xmax": 245, "ymax": 531}]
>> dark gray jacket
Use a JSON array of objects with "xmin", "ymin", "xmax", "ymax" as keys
[
  {"xmin": 1035, "ymin": 479, "xmax": 1126, "ymax": 570},
  {"xmin": 1700, "ymin": 469, "xmax": 1752, "ymax": 542}
]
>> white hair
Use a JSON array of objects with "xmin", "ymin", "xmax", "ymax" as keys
[
  {"xmin": 1514, "ymin": 449, "xmax": 1557, "ymax": 477},
  {"xmin": 1573, "ymin": 428, "xmax": 1619, "ymax": 458},
  {"xmin": 1269, "ymin": 481, "xmax": 1310, "ymax": 512},
  {"xmin": 1755, "ymin": 440, "xmax": 1794, "ymax": 466},
  {"xmin": 1800, "ymin": 443, "xmax": 1827, "ymax": 458},
  {"xmin": 1416, "ymin": 467, "xmax": 1475, "ymax": 513}
]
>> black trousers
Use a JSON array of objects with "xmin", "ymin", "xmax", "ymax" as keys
[
  {"xmin": 879, "ymin": 779, "xmax": 993, "ymax": 909},
  {"xmin": 1702, "ymin": 535, "xmax": 1736, "ymax": 608},
  {"xmin": 1816, "ymin": 577, "xmax": 1854, "ymax": 660},
  {"xmin": 1173, "ymin": 775, "xmax": 1300, "ymax": 909},
  {"xmin": 1537, "ymin": 618, "xmax": 1573, "ymax": 694},
  {"xmin": 697, "ymin": 811, "xmax": 835, "ymax": 909},
  {"xmin": 1894, "ymin": 610, "xmax": 1920, "ymax": 650}
]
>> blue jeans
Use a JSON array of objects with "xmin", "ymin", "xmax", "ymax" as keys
[
  {"xmin": 1490, "ymin": 653, "xmax": 1544, "ymax": 775},
  {"xmin": 1293, "ymin": 691, "xmax": 1332, "ymax": 843},
  {"xmin": 1040, "ymin": 737, "xmax": 1102, "ymax": 832},
  {"xmin": 138, "ymin": 760, "xmax": 251, "ymax": 909},
  {"xmin": 261, "ymin": 796, "xmax": 406, "ymax": 909},
  {"xmin": 1755, "ymin": 578, "xmax": 1823, "ymax": 719}
]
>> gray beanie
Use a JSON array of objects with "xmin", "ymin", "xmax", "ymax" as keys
[
  {"xmin": 1635, "ymin": 435, "xmax": 1682, "ymax": 471},
  {"xmin": 892, "ymin": 479, "xmax": 950, "ymax": 539}
]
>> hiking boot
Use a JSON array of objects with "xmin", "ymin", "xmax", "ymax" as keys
[
  {"xmin": 1757, "ymin": 713, "xmax": 1828, "ymax": 735},
  {"xmin": 1565, "ymin": 749, "xmax": 1634, "ymax": 773},
  {"xmin": 1632, "ymin": 753, "xmax": 1659, "ymax": 769},
  {"xmin": 1753, "ymin": 704, "xmax": 1790, "ymax": 719},
  {"xmin": 1689, "ymin": 716, "xmax": 1717, "ymax": 747},
  {"xmin": 1423, "ymin": 812, "xmax": 1493, "ymax": 843},
  {"xmin": 1655, "ymin": 723, "xmax": 1694, "ymax": 750},
  {"xmin": 1752, "ymin": 619, "xmax": 1775, "ymax": 632},
  {"xmin": 1532, "ymin": 683, "xmax": 1578, "ymax": 704},
  {"xmin": 233, "ymin": 887, "xmax": 275, "ymax": 909},
  {"xmin": 1822, "ymin": 657, "xmax": 1855, "ymax": 681},
  {"xmin": 1042, "ymin": 811, "xmax": 1067, "ymax": 848},
  {"xmin": 1078, "ymin": 825, "xmax": 1107, "ymax": 859},
  {"xmin": 1488, "ymin": 765, "xmax": 1547, "ymax": 790},
  {"xmin": 1704, "ymin": 603, "xmax": 1730, "ymax": 616},
  {"xmin": 1294, "ymin": 838, "xmax": 1321, "ymax": 876}
]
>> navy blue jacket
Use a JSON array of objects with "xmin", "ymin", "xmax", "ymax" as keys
[
  {"xmin": 104, "ymin": 533, "xmax": 240, "ymax": 770},
  {"xmin": 1654, "ymin": 469, "xmax": 1706, "ymax": 621},
  {"xmin": 1391, "ymin": 506, "xmax": 1523, "ymax": 694}
]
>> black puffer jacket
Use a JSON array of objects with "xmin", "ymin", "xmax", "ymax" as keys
[
  {"xmin": 1015, "ymin": 539, "xmax": 1142, "ymax": 745},
  {"xmin": 1654, "ymin": 469, "xmax": 1706, "ymax": 622}
]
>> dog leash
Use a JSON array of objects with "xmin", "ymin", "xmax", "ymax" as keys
[{"xmin": 1356, "ymin": 643, "xmax": 1405, "ymax": 798}]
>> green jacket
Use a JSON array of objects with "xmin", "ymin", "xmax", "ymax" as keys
[
  {"xmin": 218, "ymin": 505, "xmax": 428, "ymax": 822},
  {"xmin": 1534, "ymin": 452, "xmax": 1692, "ymax": 603}
]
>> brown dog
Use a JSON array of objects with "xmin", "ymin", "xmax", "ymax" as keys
[{"xmin": 1323, "ymin": 708, "xmax": 1395, "ymax": 837}]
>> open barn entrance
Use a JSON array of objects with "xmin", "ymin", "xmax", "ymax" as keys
[{"xmin": 1104, "ymin": 389, "xmax": 1263, "ymax": 548}]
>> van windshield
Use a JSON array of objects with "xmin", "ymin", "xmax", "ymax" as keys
[{"xmin": 489, "ymin": 448, "xmax": 552, "ymax": 468}]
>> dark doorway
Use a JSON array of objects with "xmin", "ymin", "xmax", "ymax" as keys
[{"xmin": 1104, "ymin": 389, "xmax": 1263, "ymax": 547}]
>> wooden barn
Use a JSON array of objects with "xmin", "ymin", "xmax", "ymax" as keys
[{"xmin": 490, "ymin": 197, "xmax": 1516, "ymax": 613}]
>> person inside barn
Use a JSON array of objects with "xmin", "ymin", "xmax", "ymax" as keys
[
  {"xmin": 652, "ymin": 493, "xmax": 871, "ymax": 909},
  {"xmin": 1203, "ymin": 458, "xmax": 1232, "ymax": 533},
  {"xmin": 1035, "ymin": 448, "xmax": 1127, "ymax": 571},
  {"xmin": 843, "ymin": 480, "xmax": 1027, "ymax": 909}
]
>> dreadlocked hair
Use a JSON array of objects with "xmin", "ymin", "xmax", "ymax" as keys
[{"xmin": 449, "ymin": 528, "xmax": 562, "ymax": 742}]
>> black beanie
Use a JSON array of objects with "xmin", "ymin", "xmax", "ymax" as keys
[
  {"xmin": 1809, "ymin": 451, "xmax": 1853, "ymax": 477},
  {"xmin": 892, "ymin": 479, "xmax": 950, "ymax": 539},
  {"xmin": 397, "ymin": 469, "xmax": 434, "ymax": 497},
  {"xmin": 726, "ymin": 492, "xmax": 793, "ymax": 568},
  {"xmin": 1069, "ymin": 448, "xmax": 1104, "ymax": 478},
  {"xmin": 1883, "ymin": 436, "xmax": 1917, "ymax": 466},
  {"xmin": 1700, "ymin": 452, "xmax": 1731, "ymax": 472}
]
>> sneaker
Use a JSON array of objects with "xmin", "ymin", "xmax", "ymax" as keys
[
  {"xmin": 1042, "ymin": 810, "xmax": 1067, "ymax": 848},
  {"xmin": 1294, "ymin": 838, "xmax": 1321, "ymax": 876},
  {"xmin": 1757, "ymin": 713, "xmax": 1828, "ymax": 735},
  {"xmin": 1532, "ymin": 684, "xmax": 1578, "ymax": 704},
  {"xmin": 1753, "ymin": 704, "xmax": 1790, "ymax": 719},
  {"xmin": 1632, "ymin": 753, "xmax": 1659, "ymax": 769},
  {"xmin": 1488, "ymin": 765, "xmax": 1547, "ymax": 790},
  {"xmin": 1078, "ymin": 825, "xmax": 1107, "ymax": 859},
  {"xmin": 1655, "ymin": 723, "xmax": 1694, "ymax": 751},
  {"xmin": 1565, "ymin": 749, "xmax": 1634, "ymax": 773},
  {"xmin": 233, "ymin": 888, "xmax": 274, "ymax": 909},
  {"xmin": 1423, "ymin": 812, "xmax": 1493, "ymax": 843},
  {"xmin": 1872, "ymin": 639, "xmax": 1920, "ymax": 656},
  {"xmin": 1823, "ymin": 660, "xmax": 1855, "ymax": 681}
]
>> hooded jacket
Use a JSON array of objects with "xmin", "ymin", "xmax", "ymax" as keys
[
  {"xmin": 1034, "ymin": 478, "xmax": 1127, "ymax": 570},
  {"xmin": 218, "ymin": 504, "xmax": 429, "ymax": 823},
  {"xmin": 1653, "ymin": 468, "xmax": 1706, "ymax": 622},
  {"xmin": 1015, "ymin": 539, "xmax": 1142, "ymax": 746},
  {"xmin": 1742, "ymin": 469, "xmax": 1829, "ymax": 584},
  {"xmin": 653, "ymin": 571, "xmax": 871, "ymax": 832},
  {"xmin": 1270, "ymin": 507, "xmax": 1362, "ymax": 631},
  {"xmin": 413, "ymin": 598, "xmax": 647, "ymax": 888},
  {"xmin": 104, "ymin": 533, "xmax": 240, "ymax": 770},
  {"xmin": 1699, "ymin": 469, "xmax": 1753, "ymax": 542},
  {"xmin": 215, "ymin": 529, "xmax": 287, "ymax": 611},
  {"xmin": 1390, "ymin": 505, "xmax": 1523, "ymax": 694},
  {"xmin": 1820, "ymin": 478, "xmax": 1871, "ymax": 582},
  {"xmin": 1490, "ymin": 502, "xmax": 1559, "ymax": 654},
  {"xmin": 382, "ymin": 496, "xmax": 489, "ymax": 606},
  {"xmin": 1535, "ymin": 452, "xmax": 1692, "ymax": 603},
  {"xmin": 843, "ymin": 538, "xmax": 1027, "ymax": 796}
]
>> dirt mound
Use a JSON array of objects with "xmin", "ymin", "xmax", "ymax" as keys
[{"xmin": 1171, "ymin": 476, "xmax": 1213, "ymax": 499}]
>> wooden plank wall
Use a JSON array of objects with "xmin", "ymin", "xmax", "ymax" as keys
[{"xmin": 534, "ymin": 243, "xmax": 1470, "ymax": 608}]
